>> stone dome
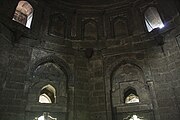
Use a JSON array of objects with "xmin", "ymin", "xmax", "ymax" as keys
[{"xmin": 55, "ymin": 0, "xmax": 132, "ymax": 6}]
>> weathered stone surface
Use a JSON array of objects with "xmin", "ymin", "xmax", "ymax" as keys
[{"xmin": 0, "ymin": 0, "xmax": 180, "ymax": 120}]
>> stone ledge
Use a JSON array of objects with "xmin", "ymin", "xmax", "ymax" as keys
[
  {"xmin": 26, "ymin": 104, "xmax": 67, "ymax": 112},
  {"xmin": 116, "ymin": 103, "xmax": 153, "ymax": 113}
]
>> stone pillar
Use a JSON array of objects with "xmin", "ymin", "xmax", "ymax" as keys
[{"xmin": 147, "ymin": 81, "xmax": 160, "ymax": 120}]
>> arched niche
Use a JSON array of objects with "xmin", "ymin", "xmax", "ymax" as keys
[
  {"xmin": 112, "ymin": 17, "xmax": 128, "ymax": 38},
  {"xmin": 83, "ymin": 20, "xmax": 98, "ymax": 40},
  {"xmin": 26, "ymin": 56, "xmax": 74, "ymax": 114},
  {"xmin": 25, "ymin": 56, "xmax": 74, "ymax": 120},
  {"xmin": 27, "ymin": 60, "xmax": 71, "ymax": 103},
  {"xmin": 13, "ymin": 0, "xmax": 33, "ymax": 28},
  {"xmin": 107, "ymin": 60, "xmax": 154, "ymax": 120},
  {"xmin": 48, "ymin": 14, "xmax": 67, "ymax": 37},
  {"xmin": 104, "ymin": 58, "xmax": 154, "ymax": 120},
  {"xmin": 111, "ymin": 63, "xmax": 145, "ymax": 107}
]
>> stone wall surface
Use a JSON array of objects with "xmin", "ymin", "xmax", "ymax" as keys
[{"xmin": 0, "ymin": 0, "xmax": 180, "ymax": 120}]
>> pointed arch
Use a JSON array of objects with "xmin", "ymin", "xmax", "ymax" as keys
[
  {"xmin": 26, "ymin": 55, "xmax": 74, "ymax": 105},
  {"xmin": 29, "ymin": 55, "xmax": 73, "ymax": 85},
  {"xmin": 39, "ymin": 84, "xmax": 56, "ymax": 103},
  {"xmin": 104, "ymin": 58, "xmax": 153, "ymax": 120},
  {"xmin": 110, "ymin": 61, "xmax": 145, "ymax": 84},
  {"xmin": 124, "ymin": 87, "xmax": 139, "ymax": 104}
]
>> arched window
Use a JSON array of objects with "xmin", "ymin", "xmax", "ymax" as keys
[
  {"xmin": 39, "ymin": 93, "xmax": 52, "ymax": 103},
  {"xmin": 144, "ymin": 7, "xmax": 164, "ymax": 32},
  {"xmin": 13, "ymin": 1, "xmax": 33, "ymax": 28},
  {"xmin": 124, "ymin": 88, "xmax": 139, "ymax": 104},
  {"xmin": 39, "ymin": 84, "xmax": 56, "ymax": 103}
]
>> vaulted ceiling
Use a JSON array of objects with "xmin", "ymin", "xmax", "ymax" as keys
[
  {"xmin": 53, "ymin": 0, "xmax": 138, "ymax": 6},
  {"xmin": 61, "ymin": 0, "xmax": 127, "ymax": 5}
]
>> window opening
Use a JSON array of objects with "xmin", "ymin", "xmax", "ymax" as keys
[
  {"xmin": 39, "ymin": 93, "xmax": 52, "ymax": 103},
  {"xmin": 124, "ymin": 88, "xmax": 139, "ymax": 104},
  {"xmin": 144, "ymin": 7, "xmax": 164, "ymax": 32},
  {"xmin": 13, "ymin": 1, "xmax": 33, "ymax": 28},
  {"xmin": 39, "ymin": 85, "xmax": 56, "ymax": 103}
]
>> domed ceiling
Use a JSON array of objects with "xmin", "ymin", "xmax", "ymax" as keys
[{"xmin": 54, "ymin": 0, "xmax": 135, "ymax": 6}]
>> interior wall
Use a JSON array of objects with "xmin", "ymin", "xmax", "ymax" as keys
[{"xmin": 0, "ymin": 0, "xmax": 180, "ymax": 120}]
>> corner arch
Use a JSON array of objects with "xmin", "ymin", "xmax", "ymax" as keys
[
  {"xmin": 105, "ymin": 58, "xmax": 152, "ymax": 82},
  {"xmin": 28, "ymin": 55, "xmax": 74, "ymax": 86},
  {"xmin": 109, "ymin": 60, "xmax": 145, "ymax": 83}
]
